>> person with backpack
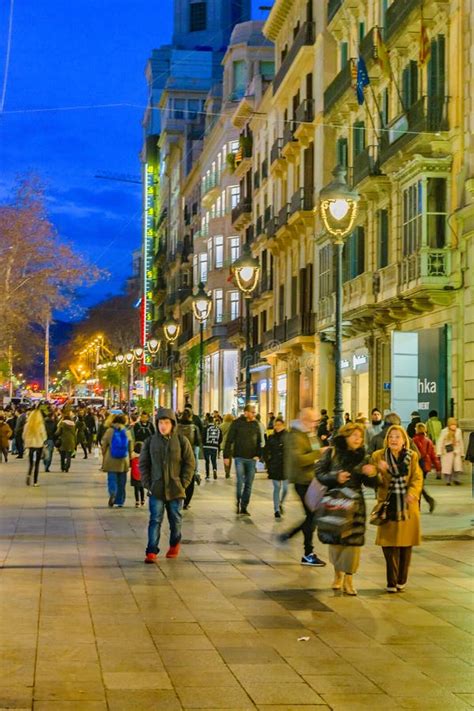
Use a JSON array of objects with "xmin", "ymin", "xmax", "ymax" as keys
[
  {"xmin": 139, "ymin": 407, "xmax": 195, "ymax": 563},
  {"xmin": 101, "ymin": 414, "xmax": 132, "ymax": 507},
  {"xmin": 203, "ymin": 418, "xmax": 223, "ymax": 480},
  {"xmin": 413, "ymin": 422, "xmax": 439, "ymax": 512},
  {"xmin": 177, "ymin": 409, "xmax": 202, "ymax": 509}
]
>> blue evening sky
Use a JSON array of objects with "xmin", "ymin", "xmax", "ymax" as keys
[{"xmin": 0, "ymin": 0, "xmax": 267, "ymax": 317}]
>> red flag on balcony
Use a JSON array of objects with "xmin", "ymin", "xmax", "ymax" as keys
[{"xmin": 418, "ymin": 7, "xmax": 431, "ymax": 66}]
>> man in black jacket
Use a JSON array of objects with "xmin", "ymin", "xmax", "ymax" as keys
[
  {"xmin": 223, "ymin": 403, "xmax": 263, "ymax": 515},
  {"xmin": 139, "ymin": 407, "xmax": 194, "ymax": 563},
  {"xmin": 133, "ymin": 412, "xmax": 155, "ymax": 443}
]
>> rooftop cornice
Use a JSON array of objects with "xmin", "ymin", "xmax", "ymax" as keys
[{"xmin": 263, "ymin": 0, "xmax": 294, "ymax": 41}]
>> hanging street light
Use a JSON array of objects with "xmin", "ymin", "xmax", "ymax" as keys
[
  {"xmin": 319, "ymin": 165, "xmax": 360, "ymax": 432},
  {"xmin": 163, "ymin": 315, "xmax": 181, "ymax": 410},
  {"xmin": 232, "ymin": 243, "xmax": 260, "ymax": 404},
  {"xmin": 192, "ymin": 283, "xmax": 212, "ymax": 419}
]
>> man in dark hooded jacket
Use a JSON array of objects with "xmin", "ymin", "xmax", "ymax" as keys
[{"xmin": 139, "ymin": 407, "xmax": 194, "ymax": 563}]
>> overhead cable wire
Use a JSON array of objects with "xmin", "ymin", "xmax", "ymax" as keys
[{"xmin": 0, "ymin": 0, "xmax": 15, "ymax": 113}]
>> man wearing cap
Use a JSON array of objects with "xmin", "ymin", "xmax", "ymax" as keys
[{"xmin": 139, "ymin": 407, "xmax": 195, "ymax": 563}]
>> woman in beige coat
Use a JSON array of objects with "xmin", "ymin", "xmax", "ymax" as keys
[
  {"xmin": 436, "ymin": 417, "xmax": 465, "ymax": 485},
  {"xmin": 371, "ymin": 425, "xmax": 423, "ymax": 593}
]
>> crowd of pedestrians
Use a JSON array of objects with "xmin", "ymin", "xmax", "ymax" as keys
[{"xmin": 0, "ymin": 397, "xmax": 471, "ymax": 595}]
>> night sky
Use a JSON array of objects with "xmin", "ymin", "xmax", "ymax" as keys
[{"xmin": 0, "ymin": 0, "xmax": 267, "ymax": 317}]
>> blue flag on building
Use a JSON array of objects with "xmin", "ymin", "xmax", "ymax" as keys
[{"xmin": 356, "ymin": 55, "xmax": 370, "ymax": 105}]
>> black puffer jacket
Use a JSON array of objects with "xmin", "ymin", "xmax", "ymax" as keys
[
  {"xmin": 264, "ymin": 430, "xmax": 286, "ymax": 481},
  {"xmin": 315, "ymin": 436, "xmax": 377, "ymax": 546}
]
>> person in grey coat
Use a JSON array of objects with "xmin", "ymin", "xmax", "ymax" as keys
[{"xmin": 139, "ymin": 407, "xmax": 195, "ymax": 563}]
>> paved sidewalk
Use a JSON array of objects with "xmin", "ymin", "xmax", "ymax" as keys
[{"xmin": 0, "ymin": 453, "xmax": 472, "ymax": 710}]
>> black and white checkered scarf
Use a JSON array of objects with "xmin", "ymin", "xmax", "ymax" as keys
[{"xmin": 385, "ymin": 448, "xmax": 411, "ymax": 521}]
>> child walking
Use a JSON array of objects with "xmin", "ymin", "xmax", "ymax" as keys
[{"xmin": 131, "ymin": 441, "xmax": 145, "ymax": 507}]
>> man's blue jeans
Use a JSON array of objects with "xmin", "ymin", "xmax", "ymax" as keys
[
  {"xmin": 146, "ymin": 496, "xmax": 183, "ymax": 554},
  {"xmin": 272, "ymin": 479, "xmax": 289, "ymax": 513},
  {"xmin": 43, "ymin": 439, "xmax": 54, "ymax": 471},
  {"xmin": 107, "ymin": 472, "xmax": 127, "ymax": 506},
  {"xmin": 234, "ymin": 457, "xmax": 256, "ymax": 509}
]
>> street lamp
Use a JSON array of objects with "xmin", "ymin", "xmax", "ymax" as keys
[
  {"xmin": 232, "ymin": 243, "xmax": 260, "ymax": 403},
  {"xmin": 147, "ymin": 338, "xmax": 160, "ymax": 355},
  {"xmin": 319, "ymin": 165, "xmax": 360, "ymax": 432},
  {"xmin": 124, "ymin": 352, "xmax": 135, "ymax": 414},
  {"xmin": 192, "ymin": 282, "xmax": 212, "ymax": 419},
  {"xmin": 163, "ymin": 316, "xmax": 180, "ymax": 410}
]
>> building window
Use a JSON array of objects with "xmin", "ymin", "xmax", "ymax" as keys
[
  {"xmin": 199, "ymin": 253, "xmax": 208, "ymax": 283},
  {"xmin": 377, "ymin": 209, "xmax": 389, "ymax": 269},
  {"xmin": 358, "ymin": 21, "xmax": 365, "ymax": 44},
  {"xmin": 352, "ymin": 121, "xmax": 365, "ymax": 161},
  {"xmin": 188, "ymin": 99, "xmax": 200, "ymax": 119},
  {"xmin": 426, "ymin": 177, "xmax": 447, "ymax": 248},
  {"xmin": 343, "ymin": 226, "xmax": 365, "ymax": 282},
  {"xmin": 230, "ymin": 236, "xmax": 240, "ymax": 263},
  {"xmin": 336, "ymin": 137, "xmax": 348, "ymax": 168},
  {"xmin": 207, "ymin": 238, "xmax": 213, "ymax": 271},
  {"xmin": 232, "ymin": 60, "xmax": 247, "ymax": 100},
  {"xmin": 402, "ymin": 181, "xmax": 422, "ymax": 256},
  {"xmin": 190, "ymin": 2, "xmax": 207, "ymax": 32},
  {"xmin": 214, "ymin": 235, "xmax": 224, "ymax": 268},
  {"xmin": 229, "ymin": 185, "xmax": 240, "ymax": 209},
  {"xmin": 318, "ymin": 244, "xmax": 333, "ymax": 299},
  {"xmin": 230, "ymin": 291, "xmax": 240, "ymax": 320},
  {"xmin": 278, "ymin": 284, "xmax": 285, "ymax": 323},
  {"xmin": 402, "ymin": 60, "xmax": 418, "ymax": 110},
  {"xmin": 340, "ymin": 41, "xmax": 348, "ymax": 69},
  {"xmin": 229, "ymin": 139, "xmax": 239, "ymax": 154},
  {"xmin": 291, "ymin": 275, "xmax": 298, "ymax": 317},
  {"xmin": 173, "ymin": 98, "xmax": 185, "ymax": 119},
  {"xmin": 260, "ymin": 61, "xmax": 275, "ymax": 80},
  {"xmin": 214, "ymin": 289, "xmax": 223, "ymax": 323},
  {"xmin": 193, "ymin": 254, "xmax": 198, "ymax": 286}
]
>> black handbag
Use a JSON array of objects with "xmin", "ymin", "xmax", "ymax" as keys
[{"xmin": 445, "ymin": 443, "xmax": 454, "ymax": 453}]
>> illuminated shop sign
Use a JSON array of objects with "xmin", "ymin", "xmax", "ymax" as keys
[
  {"xmin": 142, "ymin": 162, "xmax": 158, "ymax": 362},
  {"xmin": 340, "ymin": 353, "xmax": 368, "ymax": 370}
]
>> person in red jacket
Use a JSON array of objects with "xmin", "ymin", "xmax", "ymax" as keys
[{"xmin": 413, "ymin": 423, "xmax": 440, "ymax": 514}]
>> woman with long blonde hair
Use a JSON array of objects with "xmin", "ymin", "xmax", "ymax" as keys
[
  {"xmin": 370, "ymin": 425, "xmax": 423, "ymax": 593},
  {"xmin": 23, "ymin": 408, "xmax": 47, "ymax": 487}
]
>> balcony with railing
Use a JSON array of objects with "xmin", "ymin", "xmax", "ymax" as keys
[
  {"xmin": 231, "ymin": 197, "xmax": 252, "ymax": 229},
  {"xmin": 282, "ymin": 120, "xmax": 297, "ymax": 150},
  {"xmin": 277, "ymin": 203, "xmax": 291, "ymax": 232},
  {"xmin": 273, "ymin": 22, "xmax": 316, "ymax": 95},
  {"xmin": 386, "ymin": 0, "xmax": 421, "ymax": 41},
  {"xmin": 324, "ymin": 61, "xmax": 354, "ymax": 114},
  {"xmin": 271, "ymin": 138, "xmax": 283, "ymax": 166},
  {"xmin": 245, "ymin": 224, "xmax": 254, "ymax": 244},
  {"xmin": 352, "ymin": 145, "xmax": 383, "ymax": 186},
  {"xmin": 290, "ymin": 187, "xmax": 314, "ymax": 216},
  {"xmin": 294, "ymin": 99, "xmax": 315, "ymax": 143},
  {"xmin": 286, "ymin": 313, "xmax": 316, "ymax": 340},
  {"xmin": 379, "ymin": 96, "xmax": 449, "ymax": 165},
  {"xmin": 398, "ymin": 248, "xmax": 451, "ymax": 291},
  {"xmin": 359, "ymin": 26, "xmax": 378, "ymax": 64},
  {"xmin": 201, "ymin": 172, "xmax": 221, "ymax": 208},
  {"xmin": 265, "ymin": 216, "xmax": 278, "ymax": 239}
]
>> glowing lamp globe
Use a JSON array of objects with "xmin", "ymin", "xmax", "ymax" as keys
[
  {"xmin": 232, "ymin": 243, "xmax": 260, "ymax": 296},
  {"xmin": 192, "ymin": 283, "xmax": 212, "ymax": 323},
  {"xmin": 163, "ymin": 316, "xmax": 180, "ymax": 344},
  {"xmin": 319, "ymin": 165, "xmax": 360, "ymax": 240}
]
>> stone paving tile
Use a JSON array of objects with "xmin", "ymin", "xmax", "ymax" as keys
[{"xmin": 0, "ymin": 457, "xmax": 472, "ymax": 710}]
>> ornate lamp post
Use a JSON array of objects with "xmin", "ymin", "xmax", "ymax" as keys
[
  {"xmin": 115, "ymin": 351, "xmax": 125, "ymax": 404},
  {"xmin": 144, "ymin": 338, "xmax": 161, "ymax": 405},
  {"xmin": 232, "ymin": 243, "xmax": 260, "ymax": 403},
  {"xmin": 192, "ymin": 282, "xmax": 212, "ymax": 419},
  {"xmin": 163, "ymin": 315, "xmax": 180, "ymax": 410},
  {"xmin": 319, "ymin": 165, "xmax": 360, "ymax": 432},
  {"xmin": 124, "ymin": 351, "xmax": 135, "ymax": 414}
]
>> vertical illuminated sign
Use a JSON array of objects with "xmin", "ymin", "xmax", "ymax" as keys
[{"xmin": 142, "ymin": 163, "xmax": 157, "ymax": 361}]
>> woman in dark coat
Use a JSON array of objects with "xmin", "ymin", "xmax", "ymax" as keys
[
  {"xmin": 264, "ymin": 418, "xmax": 287, "ymax": 519},
  {"xmin": 315, "ymin": 422, "xmax": 378, "ymax": 595}
]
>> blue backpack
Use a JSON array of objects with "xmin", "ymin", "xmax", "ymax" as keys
[{"xmin": 110, "ymin": 427, "xmax": 128, "ymax": 459}]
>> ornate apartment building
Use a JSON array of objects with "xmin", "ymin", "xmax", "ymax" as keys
[{"xmin": 232, "ymin": 0, "xmax": 472, "ymax": 428}]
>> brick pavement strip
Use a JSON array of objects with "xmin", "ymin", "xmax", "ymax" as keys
[{"xmin": 0, "ymin": 455, "xmax": 472, "ymax": 710}]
